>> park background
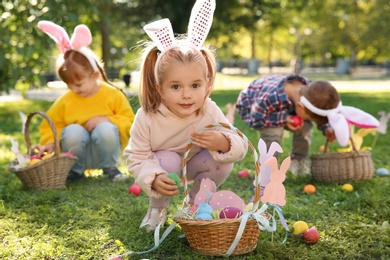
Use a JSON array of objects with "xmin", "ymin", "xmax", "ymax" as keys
[{"xmin": 1, "ymin": 0, "xmax": 390, "ymax": 259}]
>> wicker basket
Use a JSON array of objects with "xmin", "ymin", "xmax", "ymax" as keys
[
  {"xmin": 8, "ymin": 111, "xmax": 78, "ymax": 190},
  {"xmin": 174, "ymin": 122, "xmax": 265, "ymax": 256},
  {"xmin": 311, "ymin": 139, "xmax": 375, "ymax": 183}
]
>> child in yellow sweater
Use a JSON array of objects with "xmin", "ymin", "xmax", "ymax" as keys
[{"xmin": 35, "ymin": 21, "xmax": 134, "ymax": 181}]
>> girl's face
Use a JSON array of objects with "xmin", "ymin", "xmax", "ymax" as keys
[
  {"xmin": 158, "ymin": 61, "xmax": 209, "ymax": 119},
  {"xmin": 66, "ymin": 72, "xmax": 100, "ymax": 98}
]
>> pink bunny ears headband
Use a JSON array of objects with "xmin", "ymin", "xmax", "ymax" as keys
[
  {"xmin": 37, "ymin": 21, "xmax": 99, "ymax": 72},
  {"xmin": 143, "ymin": 0, "xmax": 215, "ymax": 67},
  {"xmin": 300, "ymin": 96, "xmax": 379, "ymax": 146}
]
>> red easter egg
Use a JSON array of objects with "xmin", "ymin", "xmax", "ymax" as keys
[
  {"xmin": 238, "ymin": 170, "xmax": 249, "ymax": 178},
  {"xmin": 30, "ymin": 155, "xmax": 41, "ymax": 161},
  {"xmin": 219, "ymin": 206, "xmax": 243, "ymax": 219},
  {"xmin": 303, "ymin": 227, "xmax": 320, "ymax": 245},
  {"xmin": 291, "ymin": 116, "xmax": 303, "ymax": 127},
  {"xmin": 128, "ymin": 183, "xmax": 141, "ymax": 196}
]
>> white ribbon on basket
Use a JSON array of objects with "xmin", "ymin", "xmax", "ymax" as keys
[{"xmin": 110, "ymin": 204, "xmax": 276, "ymax": 259}]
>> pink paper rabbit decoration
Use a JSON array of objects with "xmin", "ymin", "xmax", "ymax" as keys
[
  {"xmin": 257, "ymin": 138, "xmax": 283, "ymax": 190},
  {"xmin": 260, "ymin": 156, "xmax": 290, "ymax": 206},
  {"xmin": 194, "ymin": 178, "xmax": 246, "ymax": 211}
]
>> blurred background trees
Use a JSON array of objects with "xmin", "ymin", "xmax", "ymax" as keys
[{"xmin": 1, "ymin": 0, "xmax": 389, "ymax": 92}]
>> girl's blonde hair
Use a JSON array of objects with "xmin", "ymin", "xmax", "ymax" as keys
[
  {"xmin": 57, "ymin": 50, "xmax": 109, "ymax": 85},
  {"xmin": 139, "ymin": 43, "xmax": 216, "ymax": 114},
  {"xmin": 300, "ymin": 81, "xmax": 340, "ymax": 127}
]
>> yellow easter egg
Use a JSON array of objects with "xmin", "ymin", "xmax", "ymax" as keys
[
  {"xmin": 29, "ymin": 158, "xmax": 41, "ymax": 165},
  {"xmin": 42, "ymin": 152, "xmax": 55, "ymax": 159},
  {"xmin": 342, "ymin": 183, "xmax": 353, "ymax": 192},
  {"xmin": 293, "ymin": 220, "xmax": 309, "ymax": 235}
]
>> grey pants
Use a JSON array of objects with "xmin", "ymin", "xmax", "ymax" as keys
[{"xmin": 259, "ymin": 120, "xmax": 313, "ymax": 161}]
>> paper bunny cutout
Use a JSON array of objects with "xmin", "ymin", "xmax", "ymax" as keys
[
  {"xmin": 143, "ymin": 0, "xmax": 215, "ymax": 61},
  {"xmin": 257, "ymin": 139, "xmax": 283, "ymax": 190},
  {"xmin": 377, "ymin": 111, "xmax": 390, "ymax": 134},
  {"xmin": 194, "ymin": 178, "xmax": 246, "ymax": 211},
  {"xmin": 260, "ymin": 156, "xmax": 290, "ymax": 206},
  {"xmin": 37, "ymin": 20, "xmax": 98, "ymax": 71}
]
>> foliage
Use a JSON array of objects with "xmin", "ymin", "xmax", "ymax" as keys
[{"xmin": 0, "ymin": 81, "xmax": 389, "ymax": 259}]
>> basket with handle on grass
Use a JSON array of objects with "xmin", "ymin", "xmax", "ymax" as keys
[
  {"xmin": 8, "ymin": 111, "xmax": 78, "ymax": 190},
  {"xmin": 174, "ymin": 122, "xmax": 274, "ymax": 256},
  {"xmin": 310, "ymin": 138, "xmax": 375, "ymax": 184}
]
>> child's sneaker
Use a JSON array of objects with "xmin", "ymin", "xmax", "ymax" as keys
[
  {"xmin": 140, "ymin": 207, "xmax": 168, "ymax": 233},
  {"xmin": 67, "ymin": 170, "xmax": 84, "ymax": 181},
  {"xmin": 300, "ymin": 160, "xmax": 311, "ymax": 175},
  {"xmin": 289, "ymin": 159, "xmax": 301, "ymax": 176},
  {"xmin": 103, "ymin": 167, "xmax": 129, "ymax": 182}
]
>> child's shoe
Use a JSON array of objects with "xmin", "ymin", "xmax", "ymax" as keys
[
  {"xmin": 103, "ymin": 167, "xmax": 129, "ymax": 182},
  {"xmin": 289, "ymin": 159, "xmax": 301, "ymax": 176},
  {"xmin": 139, "ymin": 207, "xmax": 168, "ymax": 233},
  {"xmin": 67, "ymin": 170, "xmax": 84, "ymax": 181},
  {"xmin": 300, "ymin": 160, "xmax": 311, "ymax": 175}
]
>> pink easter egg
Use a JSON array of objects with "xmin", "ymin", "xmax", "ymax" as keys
[
  {"xmin": 219, "ymin": 206, "xmax": 243, "ymax": 219},
  {"xmin": 238, "ymin": 170, "xmax": 249, "ymax": 178},
  {"xmin": 128, "ymin": 183, "xmax": 141, "ymax": 196}
]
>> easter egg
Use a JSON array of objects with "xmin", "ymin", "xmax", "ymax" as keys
[
  {"xmin": 195, "ymin": 203, "xmax": 213, "ymax": 220},
  {"xmin": 219, "ymin": 206, "xmax": 243, "ymax": 219},
  {"xmin": 29, "ymin": 158, "xmax": 42, "ymax": 165},
  {"xmin": 238, "ymin": 170, "xmax": 249, "ymax": 178},
  {"xmin": 168, "ymin": 172, "xmax": 180, "ymax": 187},
  {"xmin": 303, "ymin": 184, "xmax": 316, "ymax": 194},
  {"xmin": 63, "ymin": 151, "xmax": 74, "ymax": 157},
  {"xmin": 303, "ymin": 227, "xmax": 320, "ymax": 245},
  {"xmin": 342, "ymin": 183, "xmax": 353, "ymax": 192},
  {"xmin": 30, "ymin": 155, "xmax": 41, "ymax": 161},
  {"xmin": 376, "ymin": 168, "xmax": 389, "ymax": 176},
  {"xmin": 128, "ymin": 183, "xmax": 141, "ymax": 196},
  {"xmin": 291, "ymin": 115, "xmax": 303, "ymax": 127},
  {"xmin": 319, "ymin": 145, "xmax": 330, "ymax": 152},
  {"xmin": 42, "ymin": 152, "xmax": 55, "ymax": 159},
  {"xmin": 293, "ymin": 220, "xmax": 309, "ymax": 235}
]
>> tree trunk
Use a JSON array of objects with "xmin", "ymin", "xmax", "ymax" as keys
[{"xmin": 98, "ymin": 4, "xmax": 111, "ymax": 67}]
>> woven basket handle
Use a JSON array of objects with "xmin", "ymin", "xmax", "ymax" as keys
[
  {"xmin": 24, "ymin": 111, "xmax": 60, "ymax": 157},
  {"xmin": 181, "ymin": 122, "xmax": 262, "ymax": 210},
  {"xmin": 323, "ymin": 136, "xmax": 357, "ymax": 153}
]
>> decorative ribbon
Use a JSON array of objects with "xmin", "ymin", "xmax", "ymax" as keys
[
  {"xmin": 300, "ymin": 96, "xmax": 379, "ymax": 146},
  {"xmin": 37, "ymin": 21, "xmax": 99, "ymax": 72}
]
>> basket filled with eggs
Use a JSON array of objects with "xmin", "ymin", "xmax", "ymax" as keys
[
  {"xmin": 174, "ymin": 123, "xmax": 278, "ymax": 256},
  {"xmin": 8, "ymin": 111, "xmax": 78, "ymax": 190}
]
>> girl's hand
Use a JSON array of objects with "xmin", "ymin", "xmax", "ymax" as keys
[
  {"xmin": 191, "ymin": 131, "xmax": 230, "ymax": 153},
  {"xmin": 84, "ymin": 116, "xmax": 110, "ymax": 132},
  {"xmin": 151, "ymin": 174, "xmax": 178, "ymax": 197},
  {"xmin": 32, "ymin": 143, "xmax": 55, "ymax": 157}
]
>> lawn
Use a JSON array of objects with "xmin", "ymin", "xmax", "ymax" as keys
[{"xmin": 0, "ymin": 75, "xmax": 389, "ymax": 260}]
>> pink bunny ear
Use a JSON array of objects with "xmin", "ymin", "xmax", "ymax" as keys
[
  {"xmin": 70, "ymin": 24, "xmax": 92, "ymax": 49},
  {"xmin": 341, "ymin": 106, "xmax": 380, "ymax": 129},
  {"xmin": 37, "ymin": 21, "xmax": 71, "ymax": 53},
  {"xmin": 328, "ymin": 113, "xmax": 350, "ymax": 147}
]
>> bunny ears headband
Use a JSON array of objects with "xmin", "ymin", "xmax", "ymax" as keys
[
  {"xmin": 300, "ymin": 96, "xmax": 379, "ymax": 146},
  {"xmin": 37, "ymin": 21, "xmax": 99, "ymax": 72},
  {"xmin": 143, "ymin": 0, "xmax": 215, "ymax": 67}
]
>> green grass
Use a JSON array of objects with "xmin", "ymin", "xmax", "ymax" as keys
[{"xmin": 0, "ymin": 82, "xmax": 389, "ymax": 259}]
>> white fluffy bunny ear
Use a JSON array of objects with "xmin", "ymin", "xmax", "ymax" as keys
[
  {"xmin": 70, "ymin": 24, "xmax": 92, "ymax": 49},
  {"xmin": 37, "ymin": 21, "xmax": 71, "ymax": 53},
  {"xmin": 341, "ymin": 106, "xmax": 380, "ymax": 129},
  {"xmin": 143, "ymin": 18, "xmax": 175, "ymax": 52},
  {"xmin": 187, "ymin": 0, "xmax": 216, "ymax": 49}
]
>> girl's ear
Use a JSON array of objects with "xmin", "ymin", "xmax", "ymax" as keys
[
  {"xmin": 91, "ymin": 71, "xmax": 100, "ymax": 79},
  {"xmin": 156, "ymin": 84, "xmax": 163, "ymax": 95}
]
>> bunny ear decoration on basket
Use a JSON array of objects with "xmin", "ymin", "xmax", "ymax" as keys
[
  {"xmin": 37, "ymin": 20, "xmax": 98, "ymax": 72},
  {"xmin": 300, "ymin": 96, "xmax": 379, "ymax": 147}
]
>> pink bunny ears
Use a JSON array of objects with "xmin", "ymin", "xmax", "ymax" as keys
[
  {"xmin": 37, "ymin": 20, "xmax": 99, "ymax": 72},
  {"xmin": 143, "ymin": 0, "xmax": 215, "ymax": 65},
  {"xmin": 300, "ymin": 96, "xmax": 380, "ymax": 146}
]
